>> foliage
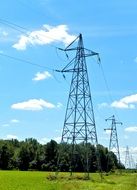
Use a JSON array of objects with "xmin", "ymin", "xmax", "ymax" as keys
[{"xmin": 0, "ymin": 138, "xmax": 124, "ymax": 172}]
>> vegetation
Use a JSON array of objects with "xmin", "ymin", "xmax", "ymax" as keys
[
  {"xmin": 0, "ymin": 138, "xmax": 124, "ymax": 172},
  {"xmin": 0, "ymin": 171, "xmax": 136, "ymax": 190}
]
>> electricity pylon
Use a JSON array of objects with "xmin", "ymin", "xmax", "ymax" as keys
[
  {"xmin": 56, "ymin": 34, "xmax": 101, "ymax": 177},
  {"xmin": 105, "ymin": 115, "xmax": 122, "ymax": 164},
  {"xmin": 125, "ymin": 146, "xmax": 131, "ymax": 169}
]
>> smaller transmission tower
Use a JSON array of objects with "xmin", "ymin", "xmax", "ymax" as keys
[
  {"xmin": 125, "ymin": 146, "xmax": 131, "ymax": 169},
  {"xmin": 105, "ymin": 115, "xmax": 122, "ymax": 163}
]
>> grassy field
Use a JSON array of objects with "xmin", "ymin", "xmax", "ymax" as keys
[{"xmin": 0, "ymin": 170, "xmax": 137, "ymax": 190}]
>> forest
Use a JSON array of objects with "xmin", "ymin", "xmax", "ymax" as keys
[{"xmin": 0, "ymin": 138, "xmax": 124, "ymax": 172}]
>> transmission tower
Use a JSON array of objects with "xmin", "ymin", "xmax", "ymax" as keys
[
  {"xmin": 125, "ymin": 146, "xmax": 131, "ymax": 169},
  {"xmin": 56, "ymin": 34, "xmax": 101, "ymax": 176},
  {"xmin": 105, "ymin": 115, "xmax": 122, "ymax": 164}
]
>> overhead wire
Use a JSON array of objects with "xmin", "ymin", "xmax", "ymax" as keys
[
  {"xmin": 0, "ymin": 18, "xmax": 28, "ymax": 35},
  {"xmin": 0, "ymin": 18, "xmax": 119, "ymax": 104},
  {"xmin": 0, "ymin": 18, "xmax": 120, "ymax": 111},
  {"xmin": 0, "ymin": 52, "xmax": 54, "ymax": 71},
  {"xmin": 89, "ymin": 55, "xmax": 121, "ymax": 122},
  {"xmin": 99, "ymin": 61, "xmax": 121, "ymax": 121},
  {"xmin": 0, "ymin": 17, "xmax": 70, "ymax": 82},
  {"xmin": 0, "ymin": 17, "xmax": 76, "ymax": 69},
  {"xmin": 0, "ymin": 17, "xmax": 78, "ymax": 55}
]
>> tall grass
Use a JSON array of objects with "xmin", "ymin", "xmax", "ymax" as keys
[{"xmin": 0, "ymin": 170, "xmax": 136, "ymax": 190}]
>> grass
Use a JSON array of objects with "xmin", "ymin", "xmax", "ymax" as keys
[{"xmin": 0, "ymin": 170, "xmax": 136, "ymax": 190}]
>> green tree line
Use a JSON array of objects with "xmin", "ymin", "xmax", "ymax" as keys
[{"xmin": 0, "ymin": 138, "xmax": 124, "ymax": 171}]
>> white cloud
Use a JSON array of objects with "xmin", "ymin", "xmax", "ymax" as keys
[
  {"xmin": 57, "ymin": 102, "xmax": 63, "ymax": 109},
  {"xmin": 6, "ymin": 134, "xmax": 18, "ymax": 140},
  {"xmin": 125, "ymin": 126, "xmax": 137, "ymax": 132},
  {"xmin": 2, "ymin": 124, "xmax": 10, "ymax": 127},
  {"xmin": 11, "ymin": 99, "xmax": 55, "ymax": 111},
  {"xmin": 111, "ymin": 94, "xmax": 137, "ymax": 109},
  {"xmin": 0, "ymin": 29, "xmax": 8, "ymax": 37},
  {"xmin": 32, "ymin": 71, "xmax": 52, "ymax": 81},
  {"xmin": 98, "ymin": 102, "xmax": 109, "ymax": 109},
  {"xmin": 39, "ymin": 136, "xmax": 61, "ymax": 144},
  {"xmin": 124, "ymin": 135, "xmax": 129, "ymax": 139},
  {"xmin": 134, "ymin": 57, "xmax": 137, "ymax": 63},
  {"xmin": 104, "ymin": 130, "xmax": 111, "ymax": 135},
  {"xmin": 10, "ymin": 119, "xmax": 20, "ymax": 123},
  {"xmin": 54, "ymin": 136, "xmax": 61, "ymax": 143},
  {"xmin": 2, "ymin": 31, "xmax": 8, "ymax": 37},
  {"xmin": 13, "ymin": 24, "xmax": 76, "ymax": 50},
  {"xmin": 39, "ymin": 137, "xmax": 50, "ymax": 144}
]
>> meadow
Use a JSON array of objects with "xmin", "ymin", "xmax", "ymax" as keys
[{"xmin": 0, "ymin": 170, "xmax": 136, "ymax": 190}]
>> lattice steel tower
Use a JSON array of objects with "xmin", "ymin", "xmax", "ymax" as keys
[
  {"xmin": 125, "ymin": 146, "xmax": 131, "ymax": 169},
  {"xmin": 105, "ymin": 115, "xmax": 122, "ymax": 163},
  {"xmin": 57, "ymin": 34, "xmax": 100, "ymax": 174}
]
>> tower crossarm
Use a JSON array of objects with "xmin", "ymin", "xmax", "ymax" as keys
[
  {"xmin": 55, "ymin": 34, "xmax": 100, "ymax": 74},
  {"xmin": 104, "ymin": 128, "xmax": 111, "ymax": 131}
]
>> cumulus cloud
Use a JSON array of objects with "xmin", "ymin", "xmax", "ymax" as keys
[
  {"xmin": 111, "ymin": 94, "xmax": 137, "ymax": 109},
  {"xmin": 125, "ymin": 126, "xmax": 137, "ymax": 132},
  {"xmin": 13, "ymin": 24, "xmax": 76, "ymax": 50},
  {"xmin": 104, "ymin": 130, "xmax": 111, "ymax": 135},
  {"xmin": 57, "ymin": 102, "xmax": 63, "ymax": 108},
  {"xmin": 0, "ymin": 29, "xmax": 8, "ymax": 37},
  {"xmin": 10, "ymin": 119, "xmax": 20, "ymax": 123},
  {"xmin": 2, "ymin": 31, "xmax": 8, "ymax": 37},
  {"xmin": 39, "ymin": 136, "xmax": 61, "ymax": 144},
  {"xmin": 98, "ymin": 102, "xmax": 109, "ymax": 109},
  {"xmin": 6, "ymin": 134, "xmax": 18, "ymax": 140},
  {"xmin": 2, "ymin": 124, "xmax": 10, "ymax": 127},
  {"xmin": 32, "ymin": 71, "xmax": 52, "ymax": 81},
  {"xmin": 134, "ymin": 57, "xmax": 137, "ymax": 63},
  {"xmin": 124, "ymin": 135, "xmax": 129, "ymax": 139},
  {"xmin": 11, "ymin": 99, "xmax": 55, "ymax": 111}
]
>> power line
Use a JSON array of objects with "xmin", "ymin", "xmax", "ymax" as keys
[
  {"xmin": 0, "ymin": 17, "xmax": 71, "ymax": 49},
  {"xmin": 0, "ymin": 18, "xmax": 28, "ymax": 35},
  {"xmin": 0, "ymin": 52, "xmax": 54, "ymax": 71},
  {"xmin": 99, "ymin": 62, "xmax": 121, "ymax": 121},
  {"xmin": 17, "ymin": 0, "xmax": 48, "ymax": 21}
]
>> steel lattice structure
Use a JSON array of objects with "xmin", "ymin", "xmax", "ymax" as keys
[
  {"xmin": 56, "ymin": 34, "xmax": 101, "ymax": 175},
  {"xmin": 105, "ymin": 115, "xmax": 122, "ymax": 163},
  {"xmin": 125, "ymin": 146, "xmax": 131, "ymax": 169}
]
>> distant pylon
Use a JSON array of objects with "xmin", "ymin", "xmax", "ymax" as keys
[
  {"xmin": 130, "ymin": 154, "xmax": 135, "ymax": 169},
  {"xmin": 56, "ymin": 34, "xmax": 101, "ymax": 176},
  {"xmin": 125, "ymin": 146, "xmax": 131, "ymax": 169},
  {"xmin": 105, "ymin": 115, "xmax": 122, "ymax": 164}
]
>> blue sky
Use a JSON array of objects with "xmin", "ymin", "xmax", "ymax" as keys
[{"xmin": 0, "ymin": 0, "xmax": 137, "ymax": 166}]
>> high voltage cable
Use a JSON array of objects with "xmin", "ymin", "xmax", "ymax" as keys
[
  {"xmin": 0, "ymin": 18, "xmax": 70, "ymax": 71},
  {"xmin": 0, "ymin": 18, "xmax": 119, "ymax": 113},
  {"xmin": 99, "ymin": 62, "xmax": 121, "ymax": 121},
  {"xmin": 0, "ymin": 18, "xmax": 28, "ymax": 31},
  {"xmin": 0, "ymin": 52, "xmax": 64, "ymax": 84},
  {"xmin": 0, "ymin": 18, "xmax": 28, "ymax": 35},
  {"xmin": 0, "ymin": 18, "xmax": 70, "ymax": 48},
  {"xmin": 0, "ymin": 52, "xmax": 54, "ymax": 71},
  {"xmin": 0, "ymin": 18, "xmax": 77, "ymax": 82}
]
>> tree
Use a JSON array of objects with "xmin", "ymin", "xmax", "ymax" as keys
[{"xmin": 0, "ymin": 142, "xmax": 14, "ymax": 169}]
